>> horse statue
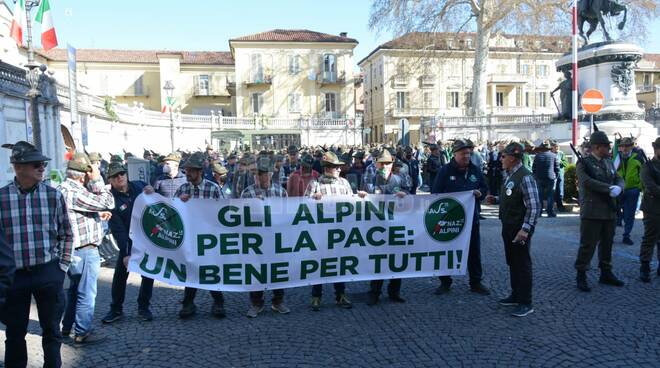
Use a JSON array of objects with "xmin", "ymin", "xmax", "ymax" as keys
[{"xmin": 577, "ymin": 0, "xmax": 627, "ymax": 43}]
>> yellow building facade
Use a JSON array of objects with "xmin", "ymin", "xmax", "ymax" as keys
[
  {"xmin": 359, "ymin": 33, "xmax": 569, "ymax": 144},
  {"xmin": 636, "ymin": 54, "xmax": 660, "ymax": 108}
]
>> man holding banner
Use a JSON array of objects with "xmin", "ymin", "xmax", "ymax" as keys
[
  {"xmin": 487, "ymin": 142, "xmax": 540, "ymax": 317},
  {"xmin": 360, "ymin": 149, "xmax": 408, "ymax": 306},
  {"xmin": 431, "ymin": 139, "xmax": 490, "ymax": 296},
  {"xmin": 305, "ymin": 151, "xmax": 354, "ymax": 311},
  {"xmin": 173, "ymin": 152, "xmax": 226, "ymax": 319},
  {"xmin": 241, "ymin": 157, "xmax": 291, "ymax": 318}
]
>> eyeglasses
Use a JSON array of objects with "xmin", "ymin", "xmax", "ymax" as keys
[
  {"xmin": 32, "ymin": 162, "xmax": 48, "ymax": 169},
  {"xmin": 109, "ymin": 172, "xmax": 127, "ymax": 179}
]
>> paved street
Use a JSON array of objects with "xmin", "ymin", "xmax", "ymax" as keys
[{"xmin": 1, "ymin": 207, "xmax": 659, "ymax": 367}]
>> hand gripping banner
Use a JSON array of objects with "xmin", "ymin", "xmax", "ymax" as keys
[{"xmin": 128, "ymin": 192, "xmax": 475, "ymax": 291}]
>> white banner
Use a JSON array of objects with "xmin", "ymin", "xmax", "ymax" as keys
[{"xmin": 128, "ymin": 192, "xmax": 475, "ymax": 291}]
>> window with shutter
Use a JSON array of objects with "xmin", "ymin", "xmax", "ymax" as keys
[
  {"xmin": 288, "ymin": 55, "xmax": 300, "ymax": 75},
  {"xmin": 198, "ymin": 75, "xmax": 209, "ymax": 95},
  {"xmin": 323, "ymin": 54, "xmax": 337, "ymax": 82},
  {"xmin": 251, "ymin": 93, "xmax": 263, "ymax": 114},
  {"xmin": 288, "ymin": 93, "xmax": 301, "ymax": 113},
  {"xmin": 251, "ymin": 54, "xmax": 263, "ymax": 82},
  {"xmin": 134, "ymin": 75, "xmax": 144, "ymax": 96}
]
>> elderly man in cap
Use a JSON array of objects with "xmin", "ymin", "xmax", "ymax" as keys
[
  {"xmin": 101, "ymin": 161, "xmax": 155, "ymax": 324},
  {"xmin": 232, "ymin": 155, "xmax": 256, "ymax": 198},
  {"xmin": 532, "ymin": 140, "xmax": 560, "ymax": 217},
  {"xmin": 171, "ymin": 152, "xmax": 226, "ymax": 319},
  {"xmin": 287, "ymin": 153, "xmax": 319, "ymax": 197},
  {"xmin": 616, "ymin": 137, "xmax": 643, "ymax": 245},
  {"xmin": 282, "ymin": 145, "xmax": 301, "ymax": 187},
  {"xmin": 485, "ymin": 142, "xmax": 540, "ymax": 317},
  {"xmin": 359, "ymin": 150, "xmax": 408, "ymax": 306},
  {"xmin": 425, "ymin": 144, "xmax": 442, "ymax": 190},
  {"xmin": 0, "ymin": 141, "xmax": 73, "ymax": 366},
  {"xmin": 59, "ymin": 152, "xmax": 115, "ymax": 344},
  {"xmin": 639, "ymin": 137, "xmax": 660, "ymax": 282},
  {"xmin": 153, "ymin": 152, "xmax": 187, "ymax": 198},
  {"xmin": 304, "ymin": 151, "xmax": 355, "ymax": 311},
  {"xmin": 241, "ymin": 156, "xmax": 291, "ymax": 318},
  {"xmin": 211, "ymin": 161, "xmax": 232, "ymax": 197},
  {"xmin": 401, "ymin": 147, "xmax": 420, "ymax": 194},
  {"xmin": 88, "ymin": 152, "xmax": 107, "ymax": 183},
  {"xmin": 574, "ymin": 131, "xmax": 625, "ymax": 292},
  {"xmin": 431, "ymin": 139, "xmax": 490, "ymax": 296}
]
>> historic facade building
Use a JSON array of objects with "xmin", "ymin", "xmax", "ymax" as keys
[{"xmin": 358, "ymin": 32, "xmax": 569, "ymax": 144}]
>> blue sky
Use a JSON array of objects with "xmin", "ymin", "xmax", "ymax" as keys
[{"xmin": 34, "ymin": 0, "xmax": 660, "ymax": 64}]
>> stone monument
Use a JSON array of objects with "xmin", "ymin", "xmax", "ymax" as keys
[{"xmin": 556, "ymin": 1, "xmax": 656, "ymax": 153}]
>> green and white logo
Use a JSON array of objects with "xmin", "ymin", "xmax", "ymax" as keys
[
  {"xmin": 142, "ymin": 202, "xmax": 185, "ymax": 250},
  {"xmin": 424, "ymin": 198, "xmax": 466, "ymax": 242}
]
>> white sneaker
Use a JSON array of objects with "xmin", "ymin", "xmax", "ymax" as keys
[
  {"xmin": 246, "ymin": 304, "xmax": 264, "ymax": 318},
  {"xmin": 271, "ymin": 303, "xmax": 290, "ymax": 314}
]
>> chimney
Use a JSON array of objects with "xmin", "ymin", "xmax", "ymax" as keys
[{"xmin": 340, "ymin": 32, "xmax": 347, "ymax": 38}]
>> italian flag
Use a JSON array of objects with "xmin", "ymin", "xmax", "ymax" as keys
[
  {"xmin": 35, "ymin": 0, "xmax": 58, "ymax": 51},
  {"xmin": 9, "ymin": 0, "xmax": 26, "ymax": 46}
]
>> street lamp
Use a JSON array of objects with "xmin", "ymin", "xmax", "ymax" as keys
[
  {"xmin": 163, "ymin": 80, "xmax": 175, "ymax": 152},
  {"xmin": 24, "ymin": 0, "xmax": 44, "ymax": 150}
]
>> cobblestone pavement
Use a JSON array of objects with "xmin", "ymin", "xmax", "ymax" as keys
[{"xmin": 2, "ymin": 207, "xmax": 659, "ymax": 367}]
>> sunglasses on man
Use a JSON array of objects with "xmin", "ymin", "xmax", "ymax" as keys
[
  {"xmin": 32, "ymin": 162, "xmax": 48, "ymax": 169},
  {"xmin": 108, "ymin": 172, "xmax": 127, "ymax": 179}
]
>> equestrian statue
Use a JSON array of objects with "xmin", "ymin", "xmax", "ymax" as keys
[{"xmin": 578, "ymin": 0, "xmax": 627, "ymax": 43}]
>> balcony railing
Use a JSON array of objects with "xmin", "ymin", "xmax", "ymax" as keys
[
  {"xmin": 317, "ymin": 71, "xmax": 346, "ymax": 85},
  {"xmin": 245, "ymin": 75, "xmax": 272, "ymax": 87},
  {"xmin": 419, "ymin": 75, "xmax": 435, "ymax": 88},
  {"xmin": 637, "ymin": 84, "xmax": 658, "ymax": 93},
  {"xmin": 392, "ymin": 75, "xmax": 408, "ymax": 87},
  {"xmin": 487, "ymin": 73, "xmax": 528, "ymax": 84}
]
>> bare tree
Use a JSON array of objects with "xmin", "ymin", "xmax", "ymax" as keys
[{"xmin": 369, "ymin": 0, "xmax": 658, "ymax": 116}]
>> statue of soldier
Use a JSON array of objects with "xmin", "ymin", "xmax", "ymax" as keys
[{"xmin": 551, "ymin": 70, "xmax": 574, "ymax": 120}]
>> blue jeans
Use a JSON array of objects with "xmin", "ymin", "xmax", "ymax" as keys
[
  {"xmin": 62, "ymin": 247, "xmax": 101, "ymax": 337},
  {"xmin": 3, "ymin": 260, "xmax": 65, "ymax": 368},
  {"xmin": 537, "ymin": 179, "xmax": 556, "ymax": 215},
  {"xmin": 621, "ymin": 188, "xmax": 641, "ymax": 238},
  {"xmin": 555, "ymin": 170, "xmax": 565, "ymax": 206}
]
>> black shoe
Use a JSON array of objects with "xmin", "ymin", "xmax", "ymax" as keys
[
  {"xmin": 616, "ymin": 222, "xmax": 623, "ymax": 227},
  {"xmin": 434, "ymin": 284, "xmax": 451, "ymax": 295},
  {"xmin": 388, "ymin": 294, "xmax": 406, "ymax": 303},
  {"xmin": 599, "ymin": 270, "xmax": 625, "ymax": 287},
  {"xmin": 138, "ymin": 308, "xmax": 153, "ymax": 322},
  {"xmin": 479, "ymin": 215, "xmax": 487, "ymax": 220},
  {"xmin": 576, "ymin": 271, "xmax": 591, "ymax": 292},
  {"xmin": 366, "ymin": 293, "xmax": 380, "ymax": 306},
  {"xmin": 211, "ymin": 302, "xmax": 226, "ymax": 319},
  {"xmin": 498, "ymin": 295, "xmax": 518, "ymax": 306},
  {"xmin": 101, "ymin": 310, "xmax": 123, "ymax": 324},
  {"xmin": 179, "ymin": 302, "xmax": 197, "ymax": 319},
  {"xmin": 470, "ymin": 283, "xmax": 491, "ymax": 295},
  {"xmin": 547, "ymin": 213, "xmax": 557, "ymax": 218},
  {"xmin": 61, "ymin": 329, "xmax": 71, "ymax": 338},
  {"xmin": 511, "ymin": 304, "xmax": 534, "ymax": 317},
  {"xmin": 622, "ymin": 237, "xmax": 634, "ymax": 245}
]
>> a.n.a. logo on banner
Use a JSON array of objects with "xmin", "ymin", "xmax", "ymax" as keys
[
  {"xmin": 141, "ymin": 202, "xmax": 185, "ymax": 250},
  {"xmin": 424, "ymin": 198, "xmax": 466, "ymax": 242}
]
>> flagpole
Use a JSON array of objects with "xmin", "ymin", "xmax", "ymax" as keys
[
  {"xmin": 24, "ymin": 0, "xmax": 43, "ymax": 150},
  {"xmin": 572, "ymin": 0, "xmax": 579, "ymax": 148}
]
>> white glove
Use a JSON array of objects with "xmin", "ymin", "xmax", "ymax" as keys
[{"xmin": 609, "ymin": 186, "xmax": 622, "ymax": 197}]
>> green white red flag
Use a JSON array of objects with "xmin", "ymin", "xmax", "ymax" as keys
[
  {"xmin": 35, "ymin": 0, "xmax": 58, "ymax": 50},
  {"xmin": 9, "ymin": 0, "xmax": 26, "ymax": 46}
]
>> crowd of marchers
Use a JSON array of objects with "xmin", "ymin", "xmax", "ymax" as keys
[{"xmin": 0, "ymin": 132, "xmax": 659, "ymax": 368}]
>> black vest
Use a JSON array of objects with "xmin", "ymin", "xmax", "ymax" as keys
[{"xmin": 499, "ymin": 166, "xmax": 531, "ymax": 226}]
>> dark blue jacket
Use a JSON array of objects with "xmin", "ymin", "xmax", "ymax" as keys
[
  {"xmin": 0, "ymin": 227, "xmax": 15, "ymax": 312},
  {"xmin": 431, "ymin": 160, "xmax": 488, "ymax": 218},
  {"xmin": 532, "ymin": 151, "xmax": 559, "ymax": 181},
  {"xmin": 109, "ymin": 181, "xmax": 147, "ymax": 256}
]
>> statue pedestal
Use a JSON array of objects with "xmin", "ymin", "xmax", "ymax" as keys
[{"xmin": 557, "ymin": 42, "xmax": 657, "ymax": 153}]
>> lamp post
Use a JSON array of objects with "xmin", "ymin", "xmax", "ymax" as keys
[
  {"xmin": 163, "ymin": 80, "xmax": 175, "ymax": 152},
  {"xmin": 24, "ymin": 0, "xmax": 44, "ymax": 150}
]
